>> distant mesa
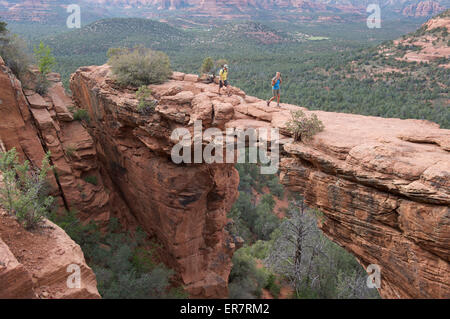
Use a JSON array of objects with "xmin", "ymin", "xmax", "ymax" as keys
[
  {"xmin": 402, "ymin": 0, "xmax": 447, "ymax": 17},
  {"xmin": 0, "ymin": 0, "xmax": 449, "ymax": 22}
]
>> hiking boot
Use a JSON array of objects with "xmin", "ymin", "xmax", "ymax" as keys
[{"xmin": 266, "ymin": 100, "xmax": 270, "ymax": 107}]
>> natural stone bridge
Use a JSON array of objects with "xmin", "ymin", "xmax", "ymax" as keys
[
  {"xmin": 2, "ymin": 55, "xmax": 447, "ymax": 298},
  {"xmin": 70, "ymin": 66, "xmax": 449, "ymax": 299}
]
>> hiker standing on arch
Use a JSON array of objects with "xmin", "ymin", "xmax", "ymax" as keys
[
  {"xmin": 267, "ymin": 72, "xmax": 282, "ymax": 107},
  {"xmin": 218, "ymin": 64, "xmax": 230, "ymax": 96}
]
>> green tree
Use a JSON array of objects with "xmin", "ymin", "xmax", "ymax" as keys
[
  {"xmin": 34, "ymin": 41, "xmax": 56, "ymax": 75},
  {"xmin": 0, "ymin": 148, "xmax": 54, "ymax": 229},
  {"xmin": 108, "ymin": 46, "xmax": 171, "ymax": 87},
  {"xmin": 200, "ymin": 57, "xmax": 215, "ymax": 74},
  {"xmin": 136, "ymin": 85, "xmax": 157, "ymax": 115},
  {"xmin": 51, "ymin": 211, "xmax": 187, "ymax": 299},
  {"xmin": 0, "ymin": 20, "xmax": 7, "ymax": 40},
  {"xmin": 228, "ymin": 249, "xmax": 267, "ymax": 298},
  {"xmin": 286, "ymin": 110, "xmax": 325, "ymax": 142},
  {"xmin": 0, "ymin": 20, "xmax": 31, "ymax": 79}
]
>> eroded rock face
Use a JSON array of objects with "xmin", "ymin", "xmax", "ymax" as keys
[
  {"xmin": 237, "ymin": 103, "xmax": 450, "ymax": 299},
  {"xmin": 402, "ymin": 1, "xmax": 445, "ymax": 17},
  {"xmin": 232, "ymin": 101, "xmax": 450, "ymax": 299},
  {"xmin": 278, "ymin": 112, "xmax": 450, "ymax": 298},
  {"xmin": 0, "ymin": 58, "xmax": 136, "ymax": 298},
  {"xmin": 70, "ymin": 65, "xmax": 240, "ymax": 298},
  {"xmin": 0, "ymin": 209, "xmax": 100, "ymax": 299},
  {"xmin": 1, "ymin": 59, "xmax": 135, "ymax": 226}
]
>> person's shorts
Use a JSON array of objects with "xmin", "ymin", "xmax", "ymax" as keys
[
  {"xmin": 219, "ymin": 80, "xmax": 229, "ymax": 88},
  {"xmin": 272, "ymin": 88, "xmax": 280, "ymax": 96}
]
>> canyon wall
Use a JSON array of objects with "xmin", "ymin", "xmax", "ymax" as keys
[
  {"xmin": 278, "ymin": 114, "xmax": 450, "ymax": 298},
  {"xmin": 0, "ymin": 57, "xmax": 133, "ymax": 227},
  {"xmin": 0, "ymin": 57, "xmax": 119, "ymax": 298},
  {"xmin": 0, "ymin": 55, "xmax": 240, "ymax": 298},
  {"xmin": 70, "ymin": 66, "xmax": 241, "ymax": 298},
  {"xmin": 70, "ymin": 65, "xmax": 449, "ymax": 299}
]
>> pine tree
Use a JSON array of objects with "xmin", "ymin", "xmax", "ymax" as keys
[{"xmin": 34, "ymin": 41, "xmax": 56, "ymax": 75}]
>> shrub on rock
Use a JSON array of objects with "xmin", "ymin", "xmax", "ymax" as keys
[
  {"xmin": 107, "ymin": 46, "xmax": 172, "ymax": 87},
  {"xmin": 0, "ymin": 148, "xmax": 54, "ymax": 230},
  {"xmin": 286, "ymin": 110, "xmax": 324, "ymax": 142}
]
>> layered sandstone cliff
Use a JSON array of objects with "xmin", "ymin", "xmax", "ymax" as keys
[
  {"xmin": 278, "ymin": 113, "xmax": 450, "ymax": 298},
  {"xmin": 70, "ymin": 66, "xmax": 241, "ymax": 298},
  {"xmin": 70, "ymin": 65, "xmax": 449, "ymax": 299},
  {"xmin": 402, "ymin": 1, "xmax": 446, "ymax": 17},
  {"xmin": 0, "ymin": 57, "xmax": 125, "ymax": 298},
  {"xmin": 0, "ymin": 55, "xmax": 241, "ymax": 298},
  {"xmin": 0, "ymin": 57, "xmax": 133, "ymax": 227},
  {"xmin": 0, "ymin": 208, "xmax": 100, "ymax": 299}
]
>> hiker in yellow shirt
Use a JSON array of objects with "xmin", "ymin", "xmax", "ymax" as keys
[{"xmin": 218, "ymin": 64, "xmax": 230, "ymax": 96}]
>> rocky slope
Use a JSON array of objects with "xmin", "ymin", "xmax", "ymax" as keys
[
  {"xmin": 70, "ymin": 66, "xmax": 449, "ymax": 298},
  {"xmin": 403, "ymin": 0, "xmax": 446, "ymax": 17},
  {"xmin": 0, "ymin": 207, "xmax": 100, "ymax": 299},
  {"xmin": 0, "ymin": 56, "xmax": 132, "ymax": 298},
  {"xmin": 388, "ymin": 9, "xmax": 450, "ymax": 67}
]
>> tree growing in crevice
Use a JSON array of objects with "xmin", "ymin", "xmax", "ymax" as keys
[{"xmin": 0, "ymin": 148, "xmax": 54, "ymax": 230}]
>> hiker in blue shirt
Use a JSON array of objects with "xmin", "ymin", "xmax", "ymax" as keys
[{"xmin": 267, "ymin": 72, "xmax": 282, "ymax": 107}]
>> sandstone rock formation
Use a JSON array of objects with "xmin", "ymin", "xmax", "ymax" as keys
[
  {"xmin": 0, "ymin": 57, "xmax": 134, "ymax": 298},
  {"xmin": 70, "ymin": 66, "xmax": 241, "ymax": 298},
  {"xmin": 402, "ymin": 1, "xmax": 446, "ymax": 17},
  {"xmin": 389, "ymin": 13, "xmax": 449, "ymax": 67},
  {"xmin": 0, "ymin": 207, "xmax": 100, "ymax": 299},
  {"xmin": 70, "ymin": 66, "xmax": 449, "ymax": 299},
  {"xmin": 0, "ymin": 58, "xmax": 134, "ymax": 227},
  {"xmin": 5, "ymin": 0, "xmax": 444, "ymax": 22},
  {"xmin": 278, "ymin": 113, "xmax": 450, "ymax": 298}
]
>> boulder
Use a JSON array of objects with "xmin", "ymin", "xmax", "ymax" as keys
[
  {"xmin": 0, "ymin": 212, "xmax": 100, "ymax": 299},
  {"xmin": 47, "ymin": 83, "xmax": 73, "ymax": 122},
  {"xmin": 184, "ymin": 74, "xmax": 199, "ymax": 82},
  {"xmin": 161, "ymin": 91, "xmax": 195, "ymax": 104},
  {"xmin": 212, "ymin": 101, "xmax": 234, "ymax": 128},
  {"xmin": 190, "ymin": 93, "xmax": 213, "ymax": 126},
  {"xmin": 171, "ymin": 72, "xmax": 185, "ymax": 81},
  {"xmin": 26, "ymin": 93, "xmax": 50, "ymax": 109}
]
